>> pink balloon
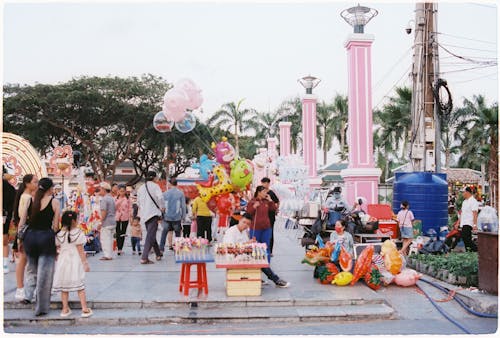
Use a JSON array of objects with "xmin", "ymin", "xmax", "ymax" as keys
[
  {"xmin": 163, "ymin": 88, "xmax": 189, "ymax": 116},
  {"xmin": 176, "ymin": 78, "xmax": 203, "ymax": 110},
  {"xmin": 163, "ymin": 105, "xmax": 187, "ymax": 123},
  {"xmin": 186, "ymin": 92, "xmax": 204, "ymax": 110}
]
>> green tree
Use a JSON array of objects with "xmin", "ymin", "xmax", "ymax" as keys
[
  {"xmin": 3, "ymin": 75, "xmax": 171, "ymax": 181},
  {"xmin": 206, "ymin": 99, "xmax": 255, "ymax": 157},
  {"xmin": 247, "ymin": 111, "xmax": 281, "ymax": 148},
  {"xmin": 277, "ymin": 97, "xmax": 302, "ymax": 154},
  {"xmin": 316, "ymin": 101, "xmax": 336, "ymax": 165},
  {"xmin": 453, "ymin": 95, "xmax": 498, "ymax": 206},
  {"xmin": 330, "ymin": 94, "xmax": 349, "ymax": 161}
]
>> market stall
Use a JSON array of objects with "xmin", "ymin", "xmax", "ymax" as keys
[{"xmin": 174, "ymin": 237, "xmax": 213, "ymax": 296}]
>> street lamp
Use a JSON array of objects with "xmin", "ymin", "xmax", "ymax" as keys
[
  {"xmin": 298, "ymin": 75, "xmax": 321, "ymax": 95},
  {"xmin": 340, "ymin": 4, "xmax": 378, "ymax": 33}
]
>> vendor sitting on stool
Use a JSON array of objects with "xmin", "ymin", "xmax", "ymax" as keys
[
  {"xmin": 324, "ymin": 187, "xmax": 348, "ymax": 229},
  {"xmin": 223, "ymin": 213, "xmax": 290, "ymax": 288}
]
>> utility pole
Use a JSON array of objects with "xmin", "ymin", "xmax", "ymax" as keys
[{"xmin": 410, "ymin": 2, "xmax": 440, "ymax": 172}]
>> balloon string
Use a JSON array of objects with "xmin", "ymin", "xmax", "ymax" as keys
[{"xmin": 191, "ymin": 128, "xmax": 215, "ymax": 155}]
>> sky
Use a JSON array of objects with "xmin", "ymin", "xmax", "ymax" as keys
[{"xmin": 2, "ymin": 0, "xmax": 498, "ymax": 164}]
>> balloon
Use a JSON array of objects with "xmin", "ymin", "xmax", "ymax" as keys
[
  {"xmin": 153, "ymin": 111, "xmax": 174, "ymax": 133},
  {"xmin": 175, "ymin": 112, "xmax": 196, "ymax": 133},
  {"xmin": 229, "ymin": 158, "xmax": 253, "ymax": 190},
  {"xmin": 196, "ymin": 165, "xmax": 234, "ymax": 203},
  {"xmin": 351, "ymin": 245, "xmax": 374, "ymax": 285},
  {"xmin": 394, "ymin": 268, "xmax": 422, "ymax": 287},
  {"xmin": 163, "ymin": 106, "xmax": 187, "ymax": 123},
  {"xmin": 331, "ymin": 272, "xmax": 353, "ymax": 286},
  {"xmin": 175, "ymin": 78, "xmax": 203, "ymax": 110},
  {"xmin": 163, "ymin": 88, "xmax": 189, "ymax": 120},
  {"xmin": 216, "ymin": 193, "xmax": 234, "ymax": 228},
  {"xmin": 384, "ymin": 248, "xmax": 403, "ymax": 275},
  {"xmin": 192, "ymin": 154, "xmax": 217, "ymax": 181},
  {"xmin": 211, "ymin": 137, "xmax": 235, "ymax": 165}
]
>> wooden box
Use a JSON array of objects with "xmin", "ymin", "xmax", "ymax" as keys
[{"xmin": 226, "ymin": 268, "xmax": 262, "ymax": 296}]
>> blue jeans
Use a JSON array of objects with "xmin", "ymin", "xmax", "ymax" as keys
[
  {"xmin": 328, "ymin": 210, "xmax": 342, "ymax": 228},
  {"xmin": 131, "ymin": 237, "xmax": 141, "ymax": 252},
  {"xmin": 24, "ymin": 254, "xmax": 56, "ymax": 315},
  {"xmin": 249, "ymin": 228, "xmax": 272, "ymax": 263},
  {"xmin": 160, "ymin": 220, "xmax": 181, "ymax": 252}
]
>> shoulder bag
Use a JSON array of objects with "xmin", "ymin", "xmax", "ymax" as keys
[{"xmin": 145, "ymin": 182, "xmax": 163, "ymax": 220}]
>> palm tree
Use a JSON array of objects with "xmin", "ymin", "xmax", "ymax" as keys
[
  {"xmin": 206, "ymin": 99, "xmax": 254, "ymax": 157},
  {"xmin": 247, "ymin": 111, "xmax": 281, "ymax": 147},
  {"xmin": 453, "ymin": 95, "xmax": 498, "ymax": 207},
  {"xmin": 439, "ymin": 108, "xmax": 461, "ymax": 169},
  {"xmin": 316, "ymin": 101, "xmax": 336, "ymax": 165},
  {"xmin": 330, "ymin": 94, "xmax": 349, "ymax": 161},
  {"xmin": 374, "ymin": 87, "xmax": 412, "ymax": 161}
]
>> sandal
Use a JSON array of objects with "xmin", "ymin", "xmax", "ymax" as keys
[
  {"xmin": 140, "ymin": 260, "xmax": 154, "ymax": 264},
  {"xmin": 156, "ymin": 255, "xmax": 162, "ymax": 261},
  {"xmin": 99, "ymin": 257, "xmax": 112, "ymax": 261},
  {"xmin": 60, "ymin": 309, "xmax": 72, "ymax": 317},
  {"xmin": 81, "ymin": 308, "xmax": 93, "ymax": 318}
]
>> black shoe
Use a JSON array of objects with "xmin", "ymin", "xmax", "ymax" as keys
[
  {"xmin": 21, "ymin": 299, "xmax": 31, "ymax": 305},
  {"xmin": 275, "ymin": 279, "xmax": 290, "ymax": 288},
  {"xmin": 168, "ymin": 247, "xmax": 173, "ymax": 251}
]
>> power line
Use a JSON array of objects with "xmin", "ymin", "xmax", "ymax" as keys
[
  {"xmin": 453, "ymin": 72, "xmax": 497, "ymax": 84},
  {"xmin": 440, "ymin": 64, "xmax": 497, "ymax": 74},
  {"xmin": 373, "ymin": 46, "xmax": 412, "ymax": 91},
  {"xmin": 438, "ymin": 43, "xmax": 497, "ymax": 65},
  {"xmin": 439, "ymin": 43, "xmax": 497, "ymax": 53},
  {"xmin": 373, "ymin": 64, "xmax": 412, "ymax": 112},
  {"xmin": 436, "ymin": 32, "xmax": 497, "ymax": 45}
]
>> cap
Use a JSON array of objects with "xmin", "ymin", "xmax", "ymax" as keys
[{"xmin": 99, "ymin": 182, "xmax": 112, "ymax": 191}]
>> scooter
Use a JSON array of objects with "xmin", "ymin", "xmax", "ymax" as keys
[{"xmin": 300, "ymin": 209, "xmax": 331, "ymax": 251}]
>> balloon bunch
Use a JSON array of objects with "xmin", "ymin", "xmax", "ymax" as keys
[
  {"xmin": 154, "ymin": 78, "xmax": 203, "ymax": 133},
  {"xmin": 378, "ymin": 240, "xmax": 422, "ymax": 287},
  {"xmin": 273, "ymin": 155, "xmax": 310, "ymax": 216}
]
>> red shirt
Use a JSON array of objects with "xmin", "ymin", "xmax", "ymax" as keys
[{"xmin": 246, "ymin": 198, "xmax": 277, "ymax": 230}]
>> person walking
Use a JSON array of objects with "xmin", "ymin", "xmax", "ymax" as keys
[
  {"xmin": 137, "ymin": 171, "xmax": 164, "ymax": 264},
  {"xmin": 192, "ymin": 195, "xmax": 213, "ymax": 242},
  {"xmin": 11, "ymin": 174, "xmax": 38, "ymax": 300},
  {"xmin": 114, "ymin": 184, "xmax": 131, "ymax": 256},
  {"xmin": 397, "ymin": 200, "xmax": 415, "ymax": 255},
  {"xmin": 129, "ymin": 216, "xmax": 142, "ymax": 255},
  {"xmin": 160, "ymin": 178, "xmax": 186, "ymax": 253},
  {"xmin": 97, "ymin": 182, "xmax": 116, "ymax": 261},
  {"xmin": 458, "ymin": 186, "xmax": 479, "ymax": 252},
  {"xmin": 3, "ymin": 166, "xmax": 17, "ymax": 274},
  {"xmin": 52, "ymin": 210, "xmax": 93, "ymax": 318},
  {"xmin": 20, "ymin": 178, "xmax": 60, "ymax": 316},
  {"xmin": 260, "ymin": 177, "xmax": 279, "ymax": 256},
  {"xmin": 224, "ymin": 212, "xmax": 289, "ymax": 288}
]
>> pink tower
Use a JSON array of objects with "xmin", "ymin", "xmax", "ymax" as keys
[
  {"xmin": 278, "ymin": 121, "xmax": 292, "ymax": 157},
  {"xmin": 298, "ymin": 75, "xmax": 321, "ymax": 179},
  {"xmin": 340, "ymin": 5, "xmax": 381, "ymax": 205}
]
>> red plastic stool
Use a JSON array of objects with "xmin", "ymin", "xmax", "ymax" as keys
[{"xmin": 179, "ymin": 262, "xmax": 208, "ymax": 296}]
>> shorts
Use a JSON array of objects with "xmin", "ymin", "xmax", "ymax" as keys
[
  {"xmin": 165, "ymin": 220, "xmax": 181, "ymax": 233},
  {"xmin": 400, "ymin": 226, "xmax": 413, "ymax": 239},
  {"xmin": 3, "ymin": 215, "xmax": 12, "ymax": 235}
]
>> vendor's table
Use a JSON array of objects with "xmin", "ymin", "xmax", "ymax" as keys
[
  {"xmin": 355, "ymin": 233, "xmax": 391, "ymax": 243},
  {"xmin": 176, "ymin": 255, "xmax": 214, "ymax": 296},
  {"xmin": 216, "ymin": 262, "xmax": 269, "ymax": 296}
]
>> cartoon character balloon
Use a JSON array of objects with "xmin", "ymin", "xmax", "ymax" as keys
[
  {"xmin": 196, "ymin": 165, "xmax": 234, "ymax": 203},
  {"xmin": 216, "ymin": 193, "xmax": 235, "ymax": 228},
  {"xmin": 211, "ymin": 137, "xmax": 235, "ymax": 172},
  {"xmin": 153, "ymin": 111, "xmax": 174, "ymax": 133},
  {"xmin": 175, "ymin": 111, "xmax": 196, "ymax": 133},
  {"xmin": 229, "ymin": 158, "xmax": 254, "ymax": 190},
  {"xmin": 192, "ymin": 154, "xmax": 217, "ymax": 181}
]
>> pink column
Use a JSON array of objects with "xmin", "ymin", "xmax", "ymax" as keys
[
  {"xmin": 340, "ymin": 34, "xmax": 381, "ymax": 205},
  {"xmin": 301, "ymin": 96, "xmax": 318, "ymax": 178},
  {"xmin": 278, "ymin": 122, "xmax": 292, "ymax": 157}
]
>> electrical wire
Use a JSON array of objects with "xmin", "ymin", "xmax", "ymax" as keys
[
  {"xmin": 436, "ymin": 32, "xmax": 497, "ymax": 45},
  {"xmin": 440, "ymin": 64, "xmax": 497, "ymax": 74},
  {"xmin": 432, "ymin": 78, "xmax": 453, "ymax": 115},
  {"xmin": 438, "ymin": 43, "xmax": 497, "ymax": 53},
  {"xmin": 438, "ymin": 43, "xmax": 497, "ymax": 65},
  {"xmin": 373, "ymin": 47, "xmax": 413, "ymax": 91},
  {"xmin": 373, "ymin": 64, "xmax": 412, "ymax": 112},
  {"xmin": 416, "ymin": 281, "xmax": 471, "ymax": 334},
  {"xmin": 453, "ymin": 72, "xmax": 498, "ymax": 84}
]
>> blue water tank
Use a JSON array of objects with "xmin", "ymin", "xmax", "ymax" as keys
[{"xmin": 392, "ymin": 172, "xmax": 448, "ymax": 236}]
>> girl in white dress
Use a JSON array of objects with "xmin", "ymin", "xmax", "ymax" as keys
[{"xmin": 53, "ymin": 210, "xmax": 93, "ymax": 318}]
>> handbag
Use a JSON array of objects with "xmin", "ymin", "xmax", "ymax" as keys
[{"xmin": 145, "ymin": 182, "xmax": 163, "ymax": 220}]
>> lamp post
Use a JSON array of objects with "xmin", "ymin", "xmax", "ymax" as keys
[
  {"xmin": 298, "ymin": 75, "xmax": 321, "ymax": 179},
  {"xmin": 339, "ymin": 4, "xmax": 381, "ymax": 205}
]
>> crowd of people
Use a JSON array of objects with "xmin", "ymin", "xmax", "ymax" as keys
[{"xmin": 2, "ymin": 164, "xmax": 291, "ymax": 316}]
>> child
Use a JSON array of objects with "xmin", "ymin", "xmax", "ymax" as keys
[
  {"xmin": 397, "ymin": 200, "xmax": 415, "ymax": 255},
  {"xmin": 52, "ymin": 210, "xmax": 93, "ymax": 318},
  {"xmin": 130, "ymin": 216, "xmax": 142, "ymax": 255}
]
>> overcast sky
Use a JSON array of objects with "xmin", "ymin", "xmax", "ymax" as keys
[{"xmin": 2, "ymin": 0, "xmax": 498, "ymax": 163}]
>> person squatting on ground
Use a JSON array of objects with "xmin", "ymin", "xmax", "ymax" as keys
[
  {"xmin": 160, "ymin": 177, "xmax": 186, "ymax": 252},
  {"xmin": 137, "ymin": 171, "xmax": 164, "ymax": 264},
  {"xmin": 223, "ymin": 212, "xmax": 289, "ymax": 288},
  {"xmin": 20, "ymin": 177, "xmax": 60, "ymax": 316},
  {"xmin": 397, "ymin": 200, "xmax": 415, "ymax": 255},
  {"xmin": 130, "ymin": 216, "xmax": 142, "ymax": 255},
  {"xmin": 192, "ymin": 195, "xmax": 213, "ymax": 242},
  {"xmin": 114, "ymin": 184, "xmax": 132, "ymax": 256},
  {"xmin": 11, "ymin": 174, "xmax": 39, "ymax": 300},
  {"xmin": 97, "ymin": 182, "xmax": 116, "ymax": 261},
  {"xmin": 53, "ymin": 210, "xmax": 93, "ymax": 318},
  {"xmin": 260, "ymin": 177, "xmax": 279, "ymax": 256}
]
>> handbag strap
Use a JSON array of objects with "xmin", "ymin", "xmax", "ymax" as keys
[{"xmin": 145, "ymin": 182, "xmax": 162, "ymax": 212}]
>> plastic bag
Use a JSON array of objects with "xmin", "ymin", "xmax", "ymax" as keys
[{"xmin": 477, "ymin": 206, "xmax": 498, "ymax": 232}]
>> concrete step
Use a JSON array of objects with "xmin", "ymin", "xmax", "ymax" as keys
[
  {"xmin": 4, "ymin": 295, "xmax": 387, "ymax": 310},
  {"xmin": 3, "ymin": 303, "xmax": 396, "ymax": 326}
]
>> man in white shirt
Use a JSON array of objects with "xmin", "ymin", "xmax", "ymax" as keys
[
  {"xmin": 137, "ymin": 171, "xmax": 165, "ymax": 264},
  {"xmin": 459, "ymin": 186, "xmax": 478, "ymax": 252},
  {"xmin": 223, "ymin": 213, "xmax": 290, "ymax": 288}
]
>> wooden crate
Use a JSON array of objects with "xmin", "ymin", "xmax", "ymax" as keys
[{"xmin": 226, "ymin": 268, "xmax": 261, "ymax": 296}]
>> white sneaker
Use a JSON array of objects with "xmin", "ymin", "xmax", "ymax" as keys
[{"xmin": 15, "ymin": 288, "xmax": 25, "ymax": 301}]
